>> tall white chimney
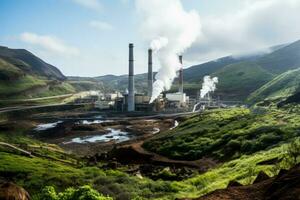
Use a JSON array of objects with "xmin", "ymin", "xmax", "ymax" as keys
[
  {"xmin": 148, "ymin": 48, "xmax": 153, "ymax": 97},
  {"xmin": 128, "ymin": 43, "xmax": 135, "ymax": 111}
]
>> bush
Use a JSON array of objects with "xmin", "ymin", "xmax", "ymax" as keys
[{"xmin": 36, "ymin": 185, "xmax": 113, "ymax": 200}]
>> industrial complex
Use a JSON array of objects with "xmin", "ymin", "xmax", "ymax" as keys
[{"xmin": 86, "ymin": 43, "xmax": 230, "ymax": 113}]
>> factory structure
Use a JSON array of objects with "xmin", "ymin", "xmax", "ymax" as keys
[
  {"xmin": 92, "ymin": 43, "xmax": 229, "ymax": 112},
  {"xmin": 111, "ymin": 43, "xmax": 189, "ymax": 112}
]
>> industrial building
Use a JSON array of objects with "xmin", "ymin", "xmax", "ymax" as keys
[{"xmin": 107, "ymin": 43, "xmax": 191, "ymax": 112}]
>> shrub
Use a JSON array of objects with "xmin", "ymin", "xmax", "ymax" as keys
[{"xmin": 37, "ymin": 185, "xmax": 113, "ymax": 200}]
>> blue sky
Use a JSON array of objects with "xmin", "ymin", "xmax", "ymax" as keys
[{"xmin": 1, "ymin": 0, "xmax": 300, "ymax": 76}]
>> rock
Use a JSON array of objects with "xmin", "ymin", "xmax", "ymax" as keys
[
  {"xmin": 227, "ymin": 180, "xmax": 243, "ymax": 187},
  {"xmin": 253, "ymin": 171, "xmax": 270, "ymax": 183},
  {"xmin": 0, "ymin": 182, "xmax": 30, "ymax": 200}
]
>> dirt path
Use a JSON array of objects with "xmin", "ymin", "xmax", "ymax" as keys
[
  {"xmin": 120, "ymin": 141, "xmax": 217, "ymax": 170},
  {"xmin": 0, "ymin": 142, "xmax": 33, "ymax": 157}
]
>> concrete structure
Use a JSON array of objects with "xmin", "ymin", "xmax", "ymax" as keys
[
  {"xmin": 166, "ymin": 92, "xmax": 188, "ymax": 107},
  {"xmin": 148, "ymin": 48, "xmax": 153, "ymax": 97},
  {"xmin": 128, "ymin": 43, "xmax": 135, "ymax": 111},
  {"xmin": 178, "ymin": 55, "xmax": 183, "ymax": 94}
]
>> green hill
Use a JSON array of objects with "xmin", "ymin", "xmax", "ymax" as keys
[
  {"xmin": 211, "ymin": 62, "xmax": 274, "ymax": 100},
  {"xmin": 0, "ymin": 46, "xmax": 75, "ymax": 99},
  {"xmin": 90, "ymin": 40, "xmax": 299, "ymax": 101},
  {"xmin": 247, "ymin": 68, "xmax": 300, "ymax": 103},
  {"xmin": 143, "ymin": 108, "xmax": 300, "ymax": 161},
  {"xmin": 257, "ymin": 40, "xmax": 300, "ymax": 74}
]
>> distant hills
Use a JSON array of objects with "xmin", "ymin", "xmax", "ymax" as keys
[
  {"xmin": 1, "ymin": 39, "xmax": 299, "ymax": 103},
  {"xmin": 0, "ymin": 46, "xmax": 74, "ymax": 98},
  {"xmin": 0, "ymin": 46, "xmax": 65, "ymax": 80},
  {"xmin": 247, "ymin": 68, "xmax": 300, "ymax": 103},
  {"xmin": 85, "ymin": 39, "xmax": 300, "ymax": 102}
]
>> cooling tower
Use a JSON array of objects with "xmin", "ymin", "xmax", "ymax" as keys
[
  {"xmin": 128, "ymin": 43, "xmax": 135, "ymax": 111},
  {"xmin": 148, "ymin": 48, "xmax": 153, "ymax": 97}
]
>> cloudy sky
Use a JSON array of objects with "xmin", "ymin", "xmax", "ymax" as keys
[{"xmin": 1, "ymin": 0, "xmax": 300, "ymax": 76}]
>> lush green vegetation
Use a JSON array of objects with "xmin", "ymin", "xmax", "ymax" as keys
[
  {"xmin": 0, "ymin": 75, "xmax": 47, "ymax": 97},
  {"xmin": 144, "ymin": 108, "xmax": 300, "ymax": 161},
  {"xmin": 0, "ymin": 107, "xmax": 299, "ymax": 199},
  {"xmin": 248, "ymin": 68, "xmax": 300, "ymax": 103},
  {"xmin": 210, "ymin": 62, "xmax": 274, "ymax": 100},
  {"xmin": 0, "ymin": 58, "xmax": 23, "ymax": 80},
  {"xmin": 34, "ymin": 185, "xmax": 113, "ymax": 200}
]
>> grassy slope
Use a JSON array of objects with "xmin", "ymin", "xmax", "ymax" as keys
[
  {"xmin": 0, "ymin": 48, "xmax": 76, "ymax": 100},
  {"xmin": 0, "ymin": 75, "xmax": 47, "ymax": 96},
  {"xmin": 144, "ymin": 108, "xmax": 300, "ymax": 161},
  {"xmin": 0, "ymin": 108, "xmax": 299, "ymax": 199},
  {"xmin": 247, "ymin": 68, "xmax": 300, "ymax": 103},
  {"xmin": 0, "ymin": 128, "xmax": 295, "ymax": 200},
  {"xmin": 211, "ymin": 62, "xmax": 274, "ymax": 100}
]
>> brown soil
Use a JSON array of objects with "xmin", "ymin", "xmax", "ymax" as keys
[
  {"xmin": 0, "ymin": 182, "xmax": 30, "ymax": 200},
  {"xmin": 108, "ymin": 141, "xmax": 217, "ymax": 170},
  {"xmin": 183, "ymin": 164, "xmax": 300, "ymax": 200}
]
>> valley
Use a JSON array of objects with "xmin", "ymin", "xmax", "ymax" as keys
[{"xmin": 0, "ymin": 31, "xmax": 300, "ymax": 200}]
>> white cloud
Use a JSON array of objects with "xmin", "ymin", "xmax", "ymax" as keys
[
  {"xmin": 185, "ymin": 0, "xmax": 300, "ymax": 63},
  {"xmin": 89, "ymin": 20, "xmax": 114, "ymax": 31},
  {"xmin": 20, "ymin": 32, "xmax": 79, "ymax": 56},
  {"xmin": 71, "ymin": 0, "xmax": 102, "ymax": 11}
]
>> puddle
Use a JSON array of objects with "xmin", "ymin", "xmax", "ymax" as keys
[
  {"xmin": 170, "ymin": 120, "xmax": 179, "ymax": 130},
  {"xmin": 152, "ymin": 128, "xmax": 160, "ymax": 134},
  {"xmin": 34, "ymin": 121, "xmax": 63, "ymax": 131},
  {"xmin": 76, "ymin": 120, "xmax": 105, "ymax": 125},
  {"xmin": 69, "ymin": 128, "xmax": 131, "ymax": 144}
]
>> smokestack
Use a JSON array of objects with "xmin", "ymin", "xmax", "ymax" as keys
[
  {"xmin": 178, "ymin": 55, "xmax": 183, "ymax": 94},
  {"xmin": 148, "ymin": 48, "xmax": 153, "ymax": 97},
  {"xmin": 128, "ymin": 43, "xmax": 135, "ymax": 111}
]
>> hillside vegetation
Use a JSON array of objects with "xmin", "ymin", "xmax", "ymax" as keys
[
  {"xmin": 248, "ymin": 68, "xmax": 300, "ymax": 103},
  {"xmin": 143, "ymin": 108, "xmax": 300, "ymax": 161},
  {"xmin": 0, "ymin": 46, "xmax": 75, "ymax": 99},
  {"xmin": 211, "ymin": 62, "xmax": 274, "ymax": 100},
  {"xmin": 1, "ymin": 108, "xmax": 299, "ymax": 199}
]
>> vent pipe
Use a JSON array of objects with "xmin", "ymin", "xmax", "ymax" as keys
[
  {"xmin": 128, "ymin": 43, "xmax": 135, "ymax": 111},
  {"xmin": 178, "ymin": 55, "xmax": 183, "ymax": 94},
  {"xmin": 148, "ymin": 48, "xmax": 153, "ymax": 97}
]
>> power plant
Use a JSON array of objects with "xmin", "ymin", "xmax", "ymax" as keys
[
  {"xmin": 90, "ymin": 43, "xmax": 245, "ymax": 113},
  {"xmin": 95, "ymin": 43, "xmax": 227, "ymax": 113}
]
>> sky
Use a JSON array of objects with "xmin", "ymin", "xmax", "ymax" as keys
[{"xmin": 1, "ymin": 0, "xmax": 300, "ymax": 77}]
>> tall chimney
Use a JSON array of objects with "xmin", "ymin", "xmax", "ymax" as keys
[
  {"xmin": 128, "ymin": 43, "xmax": 135, "ymax": 111},
  {"xmin": 178, "ymin": 55, "xmax": 183, "ymax": 94},
  {"xmin": 148, "ymin": 48, "xmax": 153, "ymax": 97}
]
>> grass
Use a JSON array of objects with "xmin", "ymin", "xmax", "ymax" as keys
[
  {"xmin": 247, "ymin": 68, "xmax": 300, "ymax": 103},
  {"xmin": 144, "ymin": 108, "xmax": 300, "ymax": 161},
  {"xmin": 0, "ymin": 107, "xmax": 299, "ymax": 199},
  {"xmin": 0, "ymin": 58, "xmax": 23, "ymax": 80},
  {"xmin": 211, "ymin": 62, "xmax": 274, "ymax": 100},
  {"xmin": 0, "ymin": 75, "xmax": 47, "ymax": 97}
]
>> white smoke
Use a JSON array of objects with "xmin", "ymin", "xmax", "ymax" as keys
[
  {"xmin": 200, "ymin": 76, "xmax": 218, "ymax": 98},
  {"xmin": 135, "ymin": 0, "xmax": 201, "ymax": 103},
  {"xmin": 150, "ymin": 37, "xmax": 169, "ymax": 52}
]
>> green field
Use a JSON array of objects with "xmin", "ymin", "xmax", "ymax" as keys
[{"xmin": 0, "ymin": 107, "xmax": 299, "ymax": 199}]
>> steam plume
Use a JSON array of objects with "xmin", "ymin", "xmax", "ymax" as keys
[
  {"xmin": 135, "ymin": 0, "xmax": 201, "ymax": 103},
  {"xmin": 200, "ymin": 76, "xmax": 218, "ymax": 98}
]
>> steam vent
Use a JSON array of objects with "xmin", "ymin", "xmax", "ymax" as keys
[{"xmin": 148, "ymin": 48, "xmax": 153, "ymax": 97}]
